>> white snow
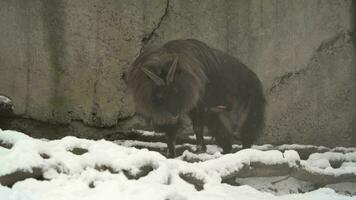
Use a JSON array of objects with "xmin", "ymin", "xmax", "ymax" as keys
[
  {"xmin": 278, "ymin": 144, "xmax": 329, "ymax": 151},
  {"xmin": 308, "ymin": 152, "xmax": 356, "ymax": 162},
  {"xmin": 301, "ymin": 152, "xmax": 356, "ymax": 176},
  {"xmin": 1, "ymin": 129, "xmax": 356, "ymax": 200},
  {"xmin": 115, "ymin": 139, "xmax": 168, "ymax": 149},
  {"xmin": 134, "ymin": 129, "xmax": 165, "ymax": 137},
  {"xmin": 179, "ymin": 150, "xmax": 222, "ymax": 162},
  {"xmin": 0, "ymin": 96, "xmax": 11, "ymax": 104},
  {"xmin": 192, "ymin": 149, "xmax": 300, "ymax": 180},
  {"xmin": 283, "ymin": 150, "xmax": 301, "ymax": 167}
]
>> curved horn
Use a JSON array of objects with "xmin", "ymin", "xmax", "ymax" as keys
[
  {"xmin": 166, "ymin": 56, "xmax": 178, "ymax": 84},
  {"xmin": 142, "ymin": 68, "xmax": 165, "ymax": 86}
]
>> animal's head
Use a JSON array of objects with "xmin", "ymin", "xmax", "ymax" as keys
[{"xmin": 127, "ymin": 49, "xmax": 207, "ymax": 124}]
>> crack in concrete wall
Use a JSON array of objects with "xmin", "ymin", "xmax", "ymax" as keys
[
  {"xmin": 267, "ymin": 32, "xmax": 353, "ymax": 95},
  {"xmin": 140, "ymin": 0, "xmax": 170, "ymax": 53}
]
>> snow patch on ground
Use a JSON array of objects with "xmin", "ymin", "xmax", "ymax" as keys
[{"xmin": 1, "ymin": 129, "xmax": 355, "ymax": 200}]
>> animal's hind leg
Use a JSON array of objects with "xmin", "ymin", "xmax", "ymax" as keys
[
  {"xmin": 166, "ymin": 131, "xmax": 177, "ymax": 158},
  {"xmin": 206, "ymin": 114, "xmax": 233, "ymax": 154},
  {"xmin": 214, "ymin": 131, "xmax": 233, "ymax": 153},
  {"xmin": 193, "ymin": 121, "xmax": 207, "ymax": 153},
  {"xmin": 239, "ymin": 106, "xmax": 265, "ymax": 149}
]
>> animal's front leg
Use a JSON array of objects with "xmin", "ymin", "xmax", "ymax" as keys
[
  {"xmin": 166, "ymin": 131, "xmax": 177, "ymax": 158},
  {"xmin": 155, "ymin": 123, "xmax": 180, "ymax": 158},
  {"xmin": 192, "ymin": 118, "xmax": 207, "ymax": 153},
  {"xmin": 190, "ymin": 108, "xmax": 207, "ymax": 153}
]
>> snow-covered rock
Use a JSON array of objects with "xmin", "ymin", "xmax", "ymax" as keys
[
  {"xmin": 0, "ymin": 96, "xmax": 13, "ymax": 117},
  {"xmin": 1, "ymin": 129, "xmax": 355, "ymax": 200}
]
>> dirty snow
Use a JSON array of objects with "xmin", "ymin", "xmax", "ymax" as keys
[{"xmin": 1, "ymin": 129, "xmax": 356, "ymax": 200}]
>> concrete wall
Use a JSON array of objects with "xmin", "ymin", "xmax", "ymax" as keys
[{"xmin": 0, "ymin": 0, "xmax": 355, "ymax": 146}]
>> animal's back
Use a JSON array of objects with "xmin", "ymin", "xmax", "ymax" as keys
[{"xmin": 164, "ymin": 39, "xmax": 264, "ymax": 107}]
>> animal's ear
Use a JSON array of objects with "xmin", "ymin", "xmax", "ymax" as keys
[
  {"xmin": 142, "ymin": 68, "xmax": 165, "ymax": 86},
  {"xmin": 166, "ymin": 56, "xmax": 179, "ymax": 84}
]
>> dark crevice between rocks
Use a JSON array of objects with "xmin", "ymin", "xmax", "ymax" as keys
[
  {"xmin": 0, "ymin": 141, "xmax": 13, "ymax": 149},
  {"xmin": 88, "ymin": 181, "xmax": 95, "ymax": 188},
  {"xmin": 95, "ymin": 165, "xmax": 119, "ymax": 174},
  {"xmin": 0, "ymin": 168, "xmax": 44, "ymax": 188},
  {"xmin": 179, "ymin": 172, "xmax": 205, "ymax": 191},
  {"xmin": 39, "ymin": 153, "xmax": 50, "ymax": 159},
  {"xmin": 140, "ymin": 0, "xmax": 170, "ymax": 53},
  {"xmin": 222, "ymin": 176, "xmax": 241, "ymax": 186},
  {"xmin": 122, "ymin": 165, "xmax": 154, "ymax": 180},
  {"xmin": 68, "ymin": 147, "xmax": 89, "ymax": 155},
  {"xmin": 94, "ymin": 164, "xmax": 154, "ymax": 180},
  {"xmin": 329, "ymin": 160, "xmax": 345, "ymax": 169}
]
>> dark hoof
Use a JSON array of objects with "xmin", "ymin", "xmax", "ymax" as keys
[
  {"xmin": 166, "ymin": 150, "xmax": 176, "ymax": 158},
  {"xmin": 222, "ymin": 147, "xmax": 232, "ymax": 154}
]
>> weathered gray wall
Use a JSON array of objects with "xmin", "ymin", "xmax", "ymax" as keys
[{"xmin": 0, "ymin": 0, "xmax": 355, "ymax": 146}]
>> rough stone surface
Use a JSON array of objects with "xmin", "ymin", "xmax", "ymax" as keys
[
  {"xmin": 0, "ymin": 0, "xmax": 355, "ymax": 146},
  {"xmin": 0, "ymin": 0, "xmax": 167, "ymax": 127},
  {"xmin": 262, "ymin": 32, "xmax": 355, "ymax": 147}
]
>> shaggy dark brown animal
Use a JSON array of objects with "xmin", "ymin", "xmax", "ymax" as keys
[{"xmin": 127, "ymin": 39, "xmax": 266, "ymax": 157}]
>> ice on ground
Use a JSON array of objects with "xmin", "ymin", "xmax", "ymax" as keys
[
  {"xmin": 326, "ymin": 183, "xmax": 356, "ymax": 196},
  {"xmin": 235, "ymin": 176, "xmax": 315, "ymax": 195}
]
